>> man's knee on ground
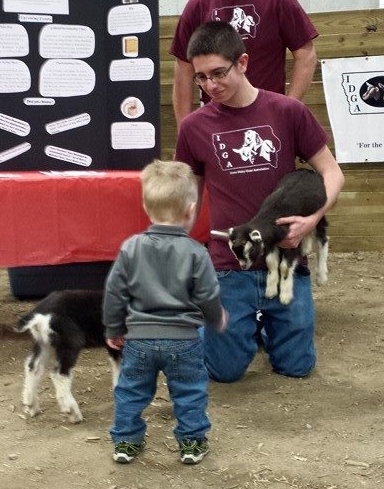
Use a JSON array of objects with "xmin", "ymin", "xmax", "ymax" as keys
[
  {"xmin": 272, "ymin": 358, "xmax": 316, "ymax": 378},
  {"xmin": 205, "ymin": 362, "xmax": 247, "ymax": 383}
]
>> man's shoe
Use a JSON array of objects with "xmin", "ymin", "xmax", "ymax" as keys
[
  {"xmin": 179, "ymin": 438, "xmax": 209, "ymax": 464},
  {"xmin": 113, "ymin": 440, "xmax": 145, "ymax": 463}
]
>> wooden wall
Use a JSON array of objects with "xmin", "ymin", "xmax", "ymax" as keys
[{"xmin": 159, "ymin": 9, "xmax": 384, "ymax": 252}]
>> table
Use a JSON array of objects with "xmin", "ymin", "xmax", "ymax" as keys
[{"xmin": 0, "ymin": 171, "xmax": 210, "ymax": 268}]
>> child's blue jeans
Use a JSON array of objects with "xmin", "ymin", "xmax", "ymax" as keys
[
  {"xmin": 203, "ymin": 269, "xmax": 316, "ymax": 382},
  {"xmin": 110, "ymin": 338, "xmax": 210, "ymax": 445}
]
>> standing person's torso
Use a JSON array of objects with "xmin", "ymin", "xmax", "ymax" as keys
[
  {"xmin": 105, "ymin": 225, "xmax": 222, "ymax": 337},
  {"xmin": 170, "ymin": 0, "xmax": 318, "ymax": 99}
]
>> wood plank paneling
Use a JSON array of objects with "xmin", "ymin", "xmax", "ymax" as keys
[
  {"xmin": 310, "ymin": 9, "xmax": 384, "ymax": 35},
  {"xmin": 159, "ymin": 10, "xmax": 384, "ymax": 251}
]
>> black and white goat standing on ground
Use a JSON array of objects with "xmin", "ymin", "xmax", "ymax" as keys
[
  {"xmin": 212, "ymin": 169, "xmax": 329, "ymax": 305},
  {"xmin": 15, "ymin": 290, "xmax": 121, "ymax": 423}
]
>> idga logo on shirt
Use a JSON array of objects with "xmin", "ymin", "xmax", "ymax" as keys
[
  {"xmin": 213, "ymin": 125, "xmax": 281, "ymax": 171},
  {"xmin": 212, "ymin": 5, "xmax": 259, "ymax": 38}
]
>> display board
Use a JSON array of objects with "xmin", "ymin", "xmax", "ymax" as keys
[{"xmin": 0, "ymin": 0, "xmax": 160, "ymax": 170}]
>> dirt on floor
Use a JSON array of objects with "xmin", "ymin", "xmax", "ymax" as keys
[{"xmin": 1, "ymin": 251, "xmax": 384, "ymax": 489}]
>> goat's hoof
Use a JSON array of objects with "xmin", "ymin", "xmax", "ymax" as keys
[
  {"xmin": 68, "ymin": 412, "xmax": 83, "ymax": 423},
  {"xmin": 316, "ymin": 274, "xmax": 328, "ymax": 286},
  {"xmin": 279, "ymin": 293, "xmax": 293, "ymax": 305},
  {"xmin": 265, "ymin": 288, "xmax": 278, "ymax": 299},
  {"xmin": 63, "ymin": 406, "xmax": 83, "ymax": 423},
  {"xmin": 23, "ymin": 404, "xmax": 40, "ymax": 417}
]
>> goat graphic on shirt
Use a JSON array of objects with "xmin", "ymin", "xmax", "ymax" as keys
[
  {"xmin": 212, "ymin": 5, "xmax": 259, "ymax": 38},
  {"xmin": 212, "ymin": 125, "xmax": 281, "ymax": 171}
]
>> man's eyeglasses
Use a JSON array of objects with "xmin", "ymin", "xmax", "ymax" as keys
[{"xmin": 193, "ymin": 62, "xmax": 235, "ymax": 86}]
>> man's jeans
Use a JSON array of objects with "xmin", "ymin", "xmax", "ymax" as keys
[
  {"xmin": 110, "ymin": 338, "xmax": 211, "ymax": 445},
  {"xmin": 203, "ymin": 270, "xmax": 316, "ymax": 382}
]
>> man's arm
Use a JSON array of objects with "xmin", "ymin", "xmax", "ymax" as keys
[
  {"xmin": 287, "ymin": 40, "xmax": 317, "ymax": 100},
  {"xmin": 194, "ymin": 174, "xmax": 205, "ymax": 220},
  {"xmin": 308, "ymin": 145, "xmax": 345, "ymax": 215},
  {"xmin": 172, "ymin": 58, "xmax": 195, "ymax": 131},
  {"xmin": 277, "ymin": 146, "xmax": 345, "ymax": 248}
]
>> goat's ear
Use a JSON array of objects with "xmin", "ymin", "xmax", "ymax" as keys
[
  {"xmin": 210, "ymin": 229, "xmax": 230, "ymax": 241},
  {"xmin": 250, "ymin": 230, "xmax": 262, "ymax": 242}
]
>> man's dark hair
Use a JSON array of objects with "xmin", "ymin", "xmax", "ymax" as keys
[{"xmin": 187, "ymin": 21, "xmax": 246, "ymax": 62}]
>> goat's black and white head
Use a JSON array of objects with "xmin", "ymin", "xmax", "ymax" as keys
[{"xmin": 228, "ymin": 226, "xmax": 264, "ymax": 270}]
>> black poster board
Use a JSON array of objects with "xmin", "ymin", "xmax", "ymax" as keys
[{"xmin": 0, "ymin": 0, "xmax": 160, "ymax": 171}]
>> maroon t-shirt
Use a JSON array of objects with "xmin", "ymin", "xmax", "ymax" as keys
[
  {"xmin": 175, "ymin": 90, "xmax": 328, "ymax": 270},
  {"xmin": 170, "ymin": 0, "xmax": 318, "ymax": 101}
]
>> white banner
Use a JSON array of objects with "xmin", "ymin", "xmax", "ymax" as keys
[{"xmin": 321, "ymin": 55, "xmax": 384, "ymax": 163}]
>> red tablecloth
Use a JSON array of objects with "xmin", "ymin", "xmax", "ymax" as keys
[{"xmin": 0, "ymin": 171, "xmax": 209, "ymax": 268}]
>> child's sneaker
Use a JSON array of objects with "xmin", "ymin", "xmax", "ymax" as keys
[
  {"xmin": 179, "ymin": 438, "xmax": 209, "ymax": 464},
  {"xmin": 113, "ymin": 440, "xmax": 146, "ymax": 463}
]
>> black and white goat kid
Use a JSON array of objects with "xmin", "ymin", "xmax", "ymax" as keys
[
  {"xmin": 16, "ymin": 290, "xmax": 121, "ymax": 423},
  {"xmin": 214, "ymin": 169, "xmax": 329, "ymax": 305}
]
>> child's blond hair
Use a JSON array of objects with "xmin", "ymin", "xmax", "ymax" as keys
[{"xmin": 141, "ymin": 159, "xmax": 198, "ymax": 223}]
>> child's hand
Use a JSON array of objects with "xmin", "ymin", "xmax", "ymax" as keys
[{"xmin": 106, "ymin": 336, "xmax": 125, "ymax": 350}]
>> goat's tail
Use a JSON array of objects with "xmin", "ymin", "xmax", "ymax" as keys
[{"xmin": 15, "ymin": 312, "xmax": 53, "ymax": 345}]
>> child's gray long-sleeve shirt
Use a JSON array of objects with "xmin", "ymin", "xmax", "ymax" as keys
[{"xmin": 103, "ymin": 224, "xmax": 223, "ymax": 340}]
